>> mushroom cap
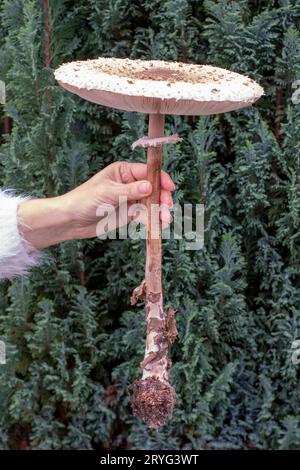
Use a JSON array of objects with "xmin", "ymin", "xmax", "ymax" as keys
[{"xmin": 54, "ymin": 58, "xmax": 264, "ymax": 116}]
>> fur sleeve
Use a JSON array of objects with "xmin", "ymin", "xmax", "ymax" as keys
[{"xmin": 0, "ymin": 189, "xmax": 43, "ymax": 281}]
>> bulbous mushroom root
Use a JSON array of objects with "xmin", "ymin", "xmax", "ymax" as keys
[
  {"xmin": 131, "ymin": 278, "xmax": 178, "ymax": 429},
  {"xmin": 131, "ymin": 377, "xmax": 176, "ymax": 429}
]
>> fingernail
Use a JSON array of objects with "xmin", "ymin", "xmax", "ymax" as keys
[{"xmin": 139, "ymin": 181, "xmax": 151, "ymax": 194}]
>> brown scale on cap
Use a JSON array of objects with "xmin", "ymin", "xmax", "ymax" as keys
[
  {"xmin": 133, "ymin": 67, "xmax": 197, "ymax": 83},
  {"xmin": 93, "ymin": 61, "xmax": 228, "ymax": 84}
]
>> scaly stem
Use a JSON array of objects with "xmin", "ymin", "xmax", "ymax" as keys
[
  {"xmin": 131, "ymin": 114, "xmax": 177, "ymax": 429},
  {"xmin": 143, "ymin": 113, "xmax": 168, "ymax": 381}
]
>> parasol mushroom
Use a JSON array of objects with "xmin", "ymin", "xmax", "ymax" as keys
[{"xmin": 54, "ymin": 58, "xmax": 263, "ymax": 429}]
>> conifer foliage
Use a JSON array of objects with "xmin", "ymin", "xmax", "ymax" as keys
[{"xmin": 0, "ymin": 0, "xmax": 300, "ymax": 450}]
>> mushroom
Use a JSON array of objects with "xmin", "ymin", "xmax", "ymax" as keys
[{"xmin": 54, "ymin": 58, "xmax": 264, "ymax": 429}]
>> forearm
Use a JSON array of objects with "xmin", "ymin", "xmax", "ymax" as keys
[{"xmin": 18, "ymin": 196, "xmax": 74, "ymax": 249}]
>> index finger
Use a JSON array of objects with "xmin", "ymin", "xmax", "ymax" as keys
[{"xmin": 119, "ymin": 162, "xmax": 176, "ymax": 191}]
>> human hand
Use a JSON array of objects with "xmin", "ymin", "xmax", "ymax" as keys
[
  {"xmin": 65, "ymin": 161, "xmax": 175, "ymax": 238},
  {"xmin": 18, "ymin": 161, "xmax": 175, "ymax": 249}
]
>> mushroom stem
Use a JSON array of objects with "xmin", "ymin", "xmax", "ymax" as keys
[
  {"xmin": 131, "ymin": 114, "xmax": 177, "ymax": 429},
  {"xmin": 145, "ymin": 114, "xmax": 164, "ymax": 354},
  {"xmin": 144, "ymin": 113, "xmax": 171, "ymax": 382}
]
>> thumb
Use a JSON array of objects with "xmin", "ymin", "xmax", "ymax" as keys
[{"xmin": 113, "ymin": 180, "xmax": 152, "ymax": 202}]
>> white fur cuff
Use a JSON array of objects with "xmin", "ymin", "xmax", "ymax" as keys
[{"xmin": 0, "ymin": 189, "xmax": 43, "ymax": 280}]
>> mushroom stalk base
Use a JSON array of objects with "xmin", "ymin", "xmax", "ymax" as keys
[{"xmin": 130, "ymin": 114, "xmax": 178, "ymax": 429}]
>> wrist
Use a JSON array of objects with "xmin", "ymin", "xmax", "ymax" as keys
[{"xmin": 18, "ymin": 196, "xmax": 75, "ymax": 250}]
